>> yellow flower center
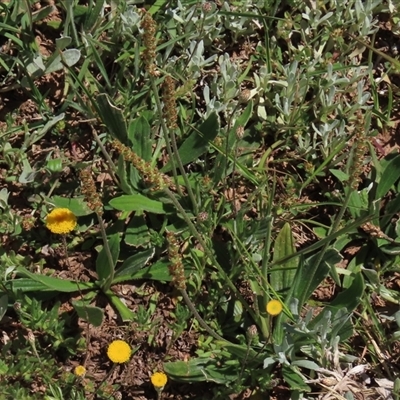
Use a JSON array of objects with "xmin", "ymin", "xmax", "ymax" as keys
[
  {"xmin": 266, "ymin": 299, "xmax": 283, "ymax": 316},
  {"xmin": 107, "ymin": 340, "xmax": 131, "ymax": 364},
  {"xmin": 46, "ymin": 208, "xmax": 77, "ymax": 234},
  {"xmin": 74, "ymin": 365, "xmax": 86, "ymax": 377},
  {"xmin": 151, "ymin": 372, "xmax": 168, "ymax": 388}
]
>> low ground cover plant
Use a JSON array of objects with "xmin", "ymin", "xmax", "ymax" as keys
[{"xmin": 1, "ymin": 0, "xmax": 400, "ymax": 399}]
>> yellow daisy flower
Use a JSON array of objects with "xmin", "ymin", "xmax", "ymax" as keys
[
  {"xmin": 74, "ymin": 365, "xmax": 86, "ymax": 377},
  {"xmin": 46, "ymin": 208, "xmax": 77, "ymax": 234},
  {"xmin": 107, "ymin": 340, "xmax": 131, "ymax": 363},
  {"xmin": 266, "ymin": 299, "xmax": 283, "ymax": 316},
  {"xmin": 151, "ymin": 371, "xmax": 168, "ymax": 388}
]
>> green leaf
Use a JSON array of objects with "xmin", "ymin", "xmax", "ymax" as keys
[
  {"xmin": 124, "ymin": 215, "xmax": 150, "ymax": 247},
  {"xmin": 381, "ymin": 194, "xmax": 400, "ymax": 228},
  {"xmin": 128, "ymin": 117, "xmax": 152, "ymax": 160},
  {"xmin": 109, "ymin": 194, "xmax": 167, "ymax": 214},
  {"xmin": 164, "ymin": 359, "xmax": 209, "ymax": 382},
  {"xmin": 51, "ymin": 196, "xmax": 93, "ymax": 216},
  {"xmin": 161, "ymin": 112, "xmax": 220, "ymax": 172},
  {"xmin": 291, "ymin": 360, "xmax": 320, "ymax": 371},
  {"xmin": 84, "ymin": 0, "xmax": 104, "ymax": 30},
  {"xmin": 117, "ymin": 155, "xmax": 135, "ymax": 194},
  {"xmin": 0, "ymin": 359, "xmax": 9, "ymax": 374},
  {"xmin": 347, "ymin": 188, "xmax": 369, "ymax": 219},
  {"xmin": 9, "ymin": 279, "xmax": 60, "ymax": 292},
  {"xmin": 0, "ymin": 294, "xmax": 8, "ymax": 322},
  {"xmin": 31, "ymin": 4, "xmax": 54, "ymax": 22},
  {"xmin": 13, "ymin": 268, "xmax": 95, "ymax": 292},
  {"xmin": 329, "ymin": 168, "xmax": 349, "ymax": 182},
  {"xmin": 45, "ymin": 49, "xmax": 81, "ymax": 74},
  {"xmin": 235, "ymin": 100, "xmax": 253, "ymax": 128},
  {"xmin": 104, "ymin": 290, "xmax": 135, "ymax": 321},
  {"xmin": 46, "ymin": 158, "xmax": 63, "ymax": 173},
  {"xmin": 55, "ymin": 36, "xmax": 72, "ymax": 51},
  {"xmin": 376, "ymin": 154, "xmax": 400, "ymax": 199},
  {"xmin": 97, "ymin": 93, "xmax": 128, "ymax": 143},
  {"xmin": 72, "ymin": 301, "xmax": 104, "ymax": 327},
  {"xmin": 216, "ymin": 341, "xmax": 265, "ymax": 366},
  {"xmin": 163, "ymin": 358, "xmax": 237, "ymax": 383},
  {"xmin": 331, "ymin": 271, "xmax": 364, "ymax": 313},
  {"xmin": 115, "ymin": 260, "xmax": 171, "ymax": 282},
  {"xmin": 292, "ymin": 249, "xmax": 341, "ymax": 311},
  {"xmin": 148, "ymin": 0, "xmax": 169, "ymax": 14},
  {"xmin": 271, "ymin": 223, "xmax": 298, "ymax": 294},
  {"xmin": 114, "ymin": 259, "xmax": 192, "ymax": 283},
  {"xmin": 114, "ymin": 248, "xmax": 155, "ymax": 281},
  {"xmin": 96, "ymin": 233, "xmax": 120, "ymax": 283},
  {"xmin": 281, "ymin": 365, "xmax": 311, "ymax": 392},
  {"xmin": 211, "ymin": 101, "xmax": 253, "ymax": 185}
]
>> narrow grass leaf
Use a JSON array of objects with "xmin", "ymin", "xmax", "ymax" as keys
[
  {"xmin": 148, "ymin": 0, "xmax": 169, "ymax": 15},
  {"xmin": 84, "ymin": 0, "xmax": 104, "ymax": 30}
]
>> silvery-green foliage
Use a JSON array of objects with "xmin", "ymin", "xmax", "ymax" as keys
[
  {"xmin": 221, "ymin": 2, "xmax": 262, "ymax": 39},
  {"xmin": 166, "ymin": 1, "xmax": 224, "ymax": 46},
  {"xmin": 203, "ymin": 85, "xmax": 225, "ymax": 118},
  {"xmin": 311, "ymin": 120, "xmax": 346, "ymax": 155},
  {"xmin": 273, "ymin": 61, "xmax": 309, "ymax": 121},
  {"xmin": 264, "ymin": 299, "xmax": 354, "ymax": 373},
  {"xmin": 186, "ymin": 40, "xmax": 218, "ymax": 79},
  {"xmin": 120, "ymin": 6, "xmax": 141, "ymax": 35},
  {"xmin": 300, "ymin": 0, "xmax": 380, "ymax": 36},
  {"xmin": 212, "ymin": 53, "xmax": 241, "ymax": 101},
  {"xmin": 201, "ymin": 53, "xmax": 241, "ymax": 119},
  {"xmin": 353, "ymin": 0, "xmax": 382, "ymax": 35}
]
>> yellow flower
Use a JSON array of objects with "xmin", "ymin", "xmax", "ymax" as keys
[
  {"xmin": 151, "ymin": 372, "xmax": 168, "ymax": 388},
  {"xmin": 266, "ymin": 299, "xmax": 282, "ymax": 316},
  {"xmin": 74, "ymin": 365, "xmax": 86, "ymax": 377},
  {"xmin": 46, "ymin": 208, "xmax": 77, "ymax": 234},
  {"xmin": 107, "ymin": 340, "xmax": 131, "ymax": 363}
]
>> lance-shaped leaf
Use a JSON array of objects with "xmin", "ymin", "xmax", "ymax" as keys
[{"xmin": 270, "ymin": 222, "xmax": 298, "ymax": 294}]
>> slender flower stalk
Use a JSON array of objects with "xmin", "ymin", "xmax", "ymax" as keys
[
  {"xmin": 151, "ymin": 372, "xmax": 168, "ymax": 400},
  {"xmin": 149, "ymin": 76, "xmax": 182, "ymax": 196},
  {"xmin": 160, "ymin": 75, "xmax": 198, "ymax": 213},
  {"xmin": 79, "ymin": 168, "xmax": 115, "ymax": 291}
]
